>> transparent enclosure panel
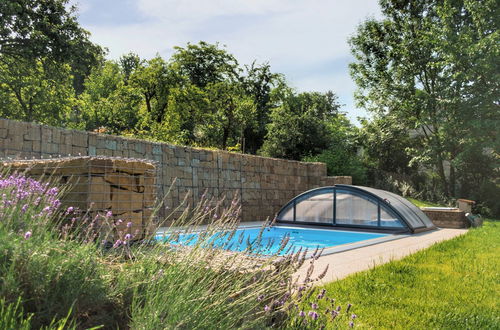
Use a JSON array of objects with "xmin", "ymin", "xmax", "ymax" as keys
[
  {"xmin": 295, "ymin": 191, "xmax": 333, "ymax": 223},
  {"xmin": 380, "ymin": 206, "xmax": 404, "ymax": 227},
  {"xmin": 278, "ymin": 203, "xmax": 294, "ymax": 221},
  {"xmin": 335, "ymin": 191, "xmax": 378, "ymax": 226}
]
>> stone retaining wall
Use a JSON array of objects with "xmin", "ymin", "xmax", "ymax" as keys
[
  {"xmin": 0, "ymin": 118, "xmax": 352, "ymax": 222},
  {"xmin": 421, "ymin": 209, "xmax": 469, "ymax": 229}
]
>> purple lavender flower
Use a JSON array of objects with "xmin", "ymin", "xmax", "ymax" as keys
[
  {"xmin": 308, "ymin": 311, "xmax": 318, "ymax": 320},
  {"xmin": 124, "ymin": 233, "xmax": 132, "ymax": 241},
  {"xmin": 349, "ymin": 321, "xmax": 354, "ymax": 327},
  {"xmin": 351, "ymin": 314, "xmax": 357, "ymax": 319},
  {"xmin": 257, "ymin": 295, "xmax": 264, "ymax": 301},
  {"xmin": 47, "ymin": 187, "xmax": 58, "ymax": 196},
  {"xmin": 264, "ymin": 305, "xmax": 270, "ymax": 312},
  {"xmin": 311, "ymin": 303, "xmax": 318, "ymax": 310},
  {"xmin": 51, "ymin": 199, "xmax": 61, "ymax": 209},
  {"xmin": 299, "ymin": 311, "xmax": 305, "ymax": 317},
  {"xmin": 126, "ymin": 222, "xmax": 132, "ymax": 228},
  {"xmin": 24, "ymin": 231, "xmax": 32, "ymax": 239},
  {"xmin": 346, "ymin": 303, "xmax": 352, "ymax": 313},
  {"xmin": 113, "ymin": 240, "xmax": 122, "ymax": 248},
  {"xmin": 66, "ymin": 206, "xmax": 74, "ymax": 214},
  {"xmin": 21, "ymin": 204, "xmax": 28, "ymax": 213},
  {"xmin": 106, "ymin": 210, "xmax": 113, "ymax": 218}
]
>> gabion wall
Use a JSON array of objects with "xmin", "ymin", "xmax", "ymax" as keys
[{"xmin": 0, "ymin": 118, "xmax": 352, "ymax": 222}]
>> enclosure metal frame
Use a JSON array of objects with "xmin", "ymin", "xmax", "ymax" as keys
[{"xmin": 276, "ymin": 185, "xmax": 435, "ymax": 234}]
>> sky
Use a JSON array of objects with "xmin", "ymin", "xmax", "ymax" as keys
[{"xmin": 73, "ymin": 0, "xmax": 382, "ymax": 124}]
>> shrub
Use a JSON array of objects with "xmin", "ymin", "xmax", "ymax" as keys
[{"xmin": 304, "ymin": 148, "xmax": 367, "ymax": 185}]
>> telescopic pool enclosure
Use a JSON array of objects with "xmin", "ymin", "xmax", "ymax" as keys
[{"xmin": 276, "ymin": 185, "xmax": 436, "ymax": 233}]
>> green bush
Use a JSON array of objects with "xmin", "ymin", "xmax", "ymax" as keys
[{"xmin": 304, "ymin": 148, "xmax": 367, "ymax": 185}]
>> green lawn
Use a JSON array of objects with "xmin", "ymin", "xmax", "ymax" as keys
[
  {"xmin": 406, "ymin": 197, "xmax": 444, "ymax": 208},
  {"xmin": 317, "ymin": 220, "xmax": 500, "ymax": 329}
]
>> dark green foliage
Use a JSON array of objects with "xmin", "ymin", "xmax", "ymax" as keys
[
  {"xmin": 304, "ymin": 116, "xmax": 367, "ymax": 184},
  {"xmin": 0, "ymin": 0, "xmax": 104, "ymax": 93},
  {"xmin": 260, "ymin": 89, "xmax": 341, "ymax": 160},
  {"xmin": 240, "ymin": 62, "xmax": 281, "ymax": 154},
  {"xmin": 305, "ymin": 148, "xmax": 367, "ymax": 184},
  {"xmin": 351, "ymin": 0, "xmax": 499, "ymax": 214}
]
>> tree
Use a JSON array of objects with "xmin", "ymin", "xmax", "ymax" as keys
[
  {"xmin": 77, "ymin": 61, "xmax": 142, "ymax": 133},
  {"xmin": 170, "ymin": 42, "xmax": 239, "ymax": 88},
  {"xmin": 129, "ymin": 56, "xmax": 172, "ymax": 124},
  {"xmin": 240, "ymin": 62, "xmax": 281, "ymax": 154},
  {"xmin": 0, "ymin": 0, "xmax": 104, "ymax": 94},
  {"xmin": 350, "ymin": 0, "xmax": 499, "ymax": 198},
  {"xmin": 358, "ymin": 115, "xmax": 413, "ymax": 175},
  {"xmin": 202, "ymin": 81, "xmax": 256, "ymax": 150},
  {"xmin": 0, "ymin": 56, "xmax": 75, "ymax": 125},
  {"xmin": 260, "ymin": 89, "xmax": 341, "ymax": 160},
  {"xmin": 304, "ymin": 115, "xmax": 367, "ymax": 184}
]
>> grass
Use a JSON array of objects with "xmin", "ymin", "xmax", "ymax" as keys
[
  {"xmin": 310, "ymin": 220, "xmax": 500, "ymax": 329},
  {"xmin": 406, "ymin": 197, "xmax": 444, "ymax": 208}
]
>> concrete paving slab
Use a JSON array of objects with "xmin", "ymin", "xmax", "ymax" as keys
[{"xmin": 295, "ymin": 228, "xmax": 468, "ymax": 285}]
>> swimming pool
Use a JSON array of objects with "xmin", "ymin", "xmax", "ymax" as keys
[{"xmin": 155, "ymin": 226, "xmax": 392, "ymax": 256}]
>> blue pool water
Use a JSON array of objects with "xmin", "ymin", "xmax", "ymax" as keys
[{"xmin": 155, "ymin": 226, "xmax": 388, "ymax": 256}]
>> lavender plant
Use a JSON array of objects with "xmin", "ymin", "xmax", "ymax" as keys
[{"xmin": 0, "ymin": 172, "xmax": 356, "ymax": 329}]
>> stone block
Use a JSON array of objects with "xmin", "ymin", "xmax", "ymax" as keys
[
  {"xmin": 61, "ymin": 175, "xmax": 90, "ymax": 211},
  {"xmin": 152, "ymin": 144, "xmax": 162, "ymax": 155},
  {"xmin": 89, "ymin": 176, "xmax": 112, "ymax": 210},
  {"xmin": 134, "ymin": 142, "xmax": 145, "ymax": 154},
  {"xmin": 22, "ymin": 141, "xmax": 33, "ymax": 152},
  {"xmin": 23, "ymin": 124, "xmax": 40, "ymax": 141},
  {"xmin": 104, "ymin": 172, "xmax": 138, "ymax": 192},
  {"xmin": 113, "ymin": 159, "xmax": 155, "ymax": 175},
  {"xmin": 88, "ymin": 158, "xmax": 113, "ymax": 174},
  {"xmin": 72, "ymin": 131, "xmax": 88, "ymax": 147},
  {"xmin": 111, "ymin": 187, "xmax": 143, "ymax": 213},
  {"xmin": 105, "ymin": 140, "xmax": 117, "ymax": 150}
]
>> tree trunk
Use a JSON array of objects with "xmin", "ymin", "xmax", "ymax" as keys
[
  {"xmin": 449, "ymin": 162, "xmax": 456, "ymax": 197},
  {"xmin": 436, "ymin": 154, "xmax": 449, "ymax": 197}
]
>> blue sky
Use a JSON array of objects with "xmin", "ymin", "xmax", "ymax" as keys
[{"xmin": 73, "ymin": 0, "xmax": 381, "ymax": 124}]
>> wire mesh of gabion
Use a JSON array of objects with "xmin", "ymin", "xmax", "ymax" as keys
[{"xmin": 0, "ymin": 155, "xmax": 160, "ymax": 239}]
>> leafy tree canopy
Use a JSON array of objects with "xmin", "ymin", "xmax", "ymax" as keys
[{"xmin": 350, "ymin": 0, "xmax": 499, "ymax": 197}]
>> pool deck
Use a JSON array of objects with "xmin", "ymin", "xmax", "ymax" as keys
[{"xmin": 295, "ymin": 227, "xmax": 468, "ymax": 284}]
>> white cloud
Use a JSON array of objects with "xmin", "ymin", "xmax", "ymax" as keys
[
  {"xmin": 78, "ymin": 0, "xmax": 381, "ymax": 123},
  {"xmin": 136, "ymin": 0, "xmax": 296, "ymax": 21}
]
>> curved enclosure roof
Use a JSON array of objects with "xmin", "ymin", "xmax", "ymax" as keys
[{"xmin": 276, "ymin": 185, "xmax": 436, "ymax": 233}]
